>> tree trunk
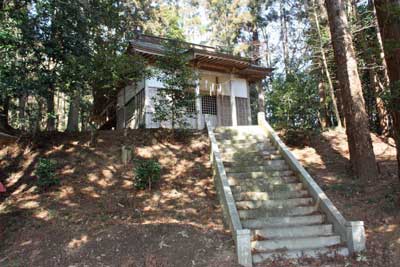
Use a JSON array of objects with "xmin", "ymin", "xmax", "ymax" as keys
[
  {"xmin": 66, "ymin": 94, "xmax": 80, "ymax": 132},
  {"xmin": 46, "ymin": 89, "xmax": 56, "ymax": 131},
  {"xmin": 353, "ymin": 1, "xmax": 390, "ymax": 135},
  {"xmin": 371, "ymin": 0, "xmax": 392, "ymax": 136},
  {"xmin": 371, "ymin": 0, "xmax": 391, "ymax": 86},
  {"xmin": 0, "ymin": 95, "xmax": 11, "ymax": 133},
  {"xmin": 280, "ymin": 2, "xmax": 290, "ymax": 75},
  {"xmin": 251, "ymin": 26, "xmax": 265, "ymax": 114},
  {"xmin": 33, "ymin": 97, "xmax": 44, "ymax": 136},
  {"xmin": 19, "ymin": 94, "xmax": 27, "ymax": 131},
  {"xmin": 318, "ymin": 74, "xmax": 330, "ymax": 128},
  {"xmin": 373, "ymin": 0, "xmax": 400, "ymax": 179},
  {"xmin": 312, "ymin": 0, "xmax": 343, "ymax": 128},
  {"xmin": 325, "ymin": 0, "xmax": 379, "ymax": 180},
  {"xmin": 371, "ymin": 68, "xmax": 390, "ymax": 134}
]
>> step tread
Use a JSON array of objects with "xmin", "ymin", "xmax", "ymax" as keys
[
  {"xmin": 239, "ymin": 205, "xmax": 318, "ymax": 219},
  {"xmin": 232, "ymin": 182, "xmax": 304, "ymax": 193},
  {"xmin": 228, "ymin": 176, "xmax": 299, "ymax": 186},
  {"xmin": 217, "ymin": 139, "xmax": 271, "ymax": 145},
  {"xmin": 226, "ymin": 166, "xmax": 291, "ymax": 174},
  {"xmin": 223, "ymin": 158, "xmax": 285, "ymax": 166},
  {"xmin": 236, "ymin": 198, "xmax": 314, "ymax": 210},
  {"xmin": 242, "ymin": 214, "xmax": 325, "ymax": 229},
  {"xmin": 252, "ymin": 246, "xmax": 349, "ymax": 263},
  {"xmin": 252, "ymin": 224, "xmax": 333, "ymax": 239},
  {"xmin": 252, "ymin": 235, "xmax": 342, "ymax": 252},
  {"xmin": 234, "ymin": 190, "xmax": 309, "ymax": 201},
  {"xmin": 222, "ymin": 155, "xmax": 283, "ymax": 163}
]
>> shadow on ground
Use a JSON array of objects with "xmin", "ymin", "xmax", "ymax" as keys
[{"xmin": 0, "ymin": 129, "xmax": 239, "ymax": 267}]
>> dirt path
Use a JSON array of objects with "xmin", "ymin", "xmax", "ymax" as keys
[{"xmin": 0, "ymin": 130, "xmax": 239, "ymax": 267}]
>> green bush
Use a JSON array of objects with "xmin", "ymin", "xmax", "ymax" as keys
[
  {"xmin": 35, "ymin": 158, "xmax": 59, "ymax": 189},
  {"xmin": 133, "ymin": 159, "xmax": 161, "ymax": 190}
]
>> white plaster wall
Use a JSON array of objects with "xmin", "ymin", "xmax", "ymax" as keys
[
  {"xmin": 142, "ymin": 71, "xmax": 248, "ymax": 129},
  {"xmin": 145, "ymin": 86, "xmax": 158, "ymax": 128},
  {"xmin": 232, "ymin": 79, "xmax": 248, "ymax": 98},
  {"xmin": 200, "ymin": 74, "xmax": 248, "ymax": 98},
  {"xmin": 146, "ymin": 77, "xmax": 165, "ymax": 88}
]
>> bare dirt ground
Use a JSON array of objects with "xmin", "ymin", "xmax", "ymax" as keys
[
  {"xmin": 0, "ymin": 129, "xmax": 239, "ymax": 267},
  {"xmin": 264, "ymin": 128, "xmax": 399, "ymax": 267}
]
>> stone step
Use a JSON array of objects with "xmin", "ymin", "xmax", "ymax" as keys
[
  {"xmin": 223, "ymin": 158, "xmax": 286, "ymax": 168},
  {"xmin": 221, "ymin": 154, "xmax": 283, "ymax": 163},
  {"xmin": 239, "ymin": 205, "xmax": 318, "ymax": 219},
  {"xmin": 215, "ymin": 139, "xmax": 273, "ymax": 145},
  {"xmin": 252, "ymin": 235, "xmax": 342, "ymax": 253},
  {"xmin": 218, "ymin": 143, "xmax": 276, "ymax": 153},
  {"xmin": 223, "ymin": 158, "xmax": 284, "ymax": 167},
  {"xmin": 252, "ymin": 246, "xmax": 349, "ymax": 263},
  {"xmin": 228, "ymin": 170, "xmax": 294, "ymax": 179},
  {"xmin": 218, "ymin": 143, "xmax": 278, "ymax": 155},
  {"xmin": 234, "ymin": 190, "xmax": 309, "ymax": 201},
  {"xmin": 216, "ymin": 139, "xmax": 271, "ymax": 146},
  {"xmin": 253, "ymin": 224, "xmax": 333, "ymax": 240},
  {"xmin": 232, "ymin": 182, "xmax": 304, "ymax": 194},
  {"xmin": 225, "ymin": 163, "xmax": 289, "ymax": 173},
  {"xmin": 242, "ymin": 214, "xmax": 325, "ymax": 229},
  {"xmin": 214, "ymin": 126, "xmax": 263, "ymax": 134},
  {"xmin": 220, "ymin": 152, "xmax": 282, "ymax": 163},
  {"xmin": 236, "ymin": 197, "xmax": 314, "ymax": 210},
  {"xmin": 217, "ymin": 139, "xmax": 273, "ymax": 146},
  {"xmin": 228, "ymin": 175, "xmax": 298, "ymax": 186}
]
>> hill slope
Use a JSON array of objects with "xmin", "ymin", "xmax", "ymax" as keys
[
  {"xmin": 0, "ymin": 130, "xmax": 239, "ymax": 267},
  {"xmin": 286, "ymin": 129, "xmax": 399, "ymax": 267}
]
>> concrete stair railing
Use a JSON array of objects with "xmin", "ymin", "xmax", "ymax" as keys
[{"xmin": 205, "ymin": 113, "xmax": 366, "ymax": 267}]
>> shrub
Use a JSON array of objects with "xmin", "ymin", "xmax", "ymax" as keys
[
  {"xmin": 35, "ymin": 158, "xmax": 59, "ymax": 189},
  {"xmin": 133, "ymin": 159, "xmax": 161, "ymax": 190}
]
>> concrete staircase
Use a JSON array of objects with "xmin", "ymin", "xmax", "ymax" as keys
[{"xmin": 213, "ymin": 126, "xmax": 349, "ymax": 265}]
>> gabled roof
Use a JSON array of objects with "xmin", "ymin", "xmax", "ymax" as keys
[{"xmin": 128, "ymin": 34, "xmax": 273, "ymax": 82}]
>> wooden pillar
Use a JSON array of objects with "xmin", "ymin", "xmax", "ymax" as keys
[
  {"xmin": 217, "ymin": 95, "xmax": 222, "ymax": 126},
  {"xmin": 246, "ymin": 81, "xmax": 252, "ymax": 125},
  {"xmin": 195, "ymin": 72, "xmax": 202, "ymax": 129},
  {"xmin": 256, "ymin": 80, "xmax": 265, "ymax": 113},
  {"xmin": 230, "ymin": 73, "xmax": 238, "ymax": 126}
]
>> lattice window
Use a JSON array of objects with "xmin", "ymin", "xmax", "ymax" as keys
[
  {"xmin": 201, "ymin": 95, "xmax": 217, "ymax": 115},
  {"xmin": 220, "ymin": 96, "xmax": 232, "ymax": 126},
  {"xmin": 236, "ymin": 97, "xmax": 249, "ymax": 125}
]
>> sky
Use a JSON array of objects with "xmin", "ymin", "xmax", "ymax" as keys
[{"xmin": 176, "ymin": 0, "xmax": 308, "ymax": 75}]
